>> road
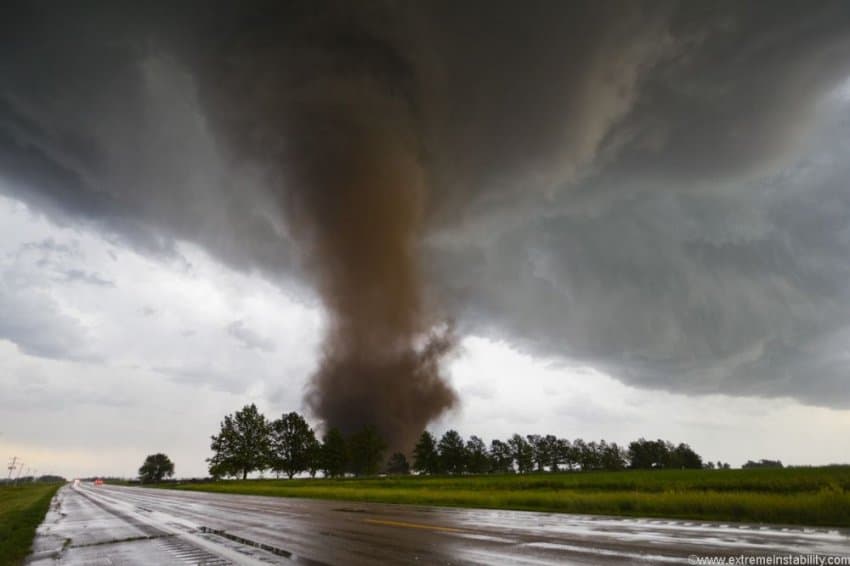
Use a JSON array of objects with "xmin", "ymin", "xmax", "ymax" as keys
[{"xmin": 28, "ymin": 483, "xmax": 850, "ymax": 565}]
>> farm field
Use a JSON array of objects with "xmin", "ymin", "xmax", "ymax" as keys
[
  {"xmin": 166, "ymin": 466, "xmax": 850, "ymax": 528},
  {"xmin": 0, "ymin": 483, "xmax": 61, "ymax": 566}
]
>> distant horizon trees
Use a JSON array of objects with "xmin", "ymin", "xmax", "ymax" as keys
[
  {"xmin": 742, "ymin": 459, "xmax": 784, "ymax": 469},
  {"xmin": 207, "ymin": 405, "xmax": 710, "ymax": 479},
  {"xmin": 627, "ymin": 438, "xmax": 703, "ymax": 470}
]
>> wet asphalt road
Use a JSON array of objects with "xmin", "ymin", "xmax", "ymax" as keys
[{"xmin": 28, "ymin": 483, "xmax": 850, "ymax": 565}]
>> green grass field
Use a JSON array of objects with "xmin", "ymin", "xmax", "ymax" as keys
[
  {"xmin": 168, "ymin": 467, "xmax": 850, "ymax": 527},
  {"xmin": 0, "ymin": 483, "xmax": 61, "ymax": 566}
]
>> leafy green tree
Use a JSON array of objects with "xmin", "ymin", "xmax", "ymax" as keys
[
  {"xmin": 627, "ymin": 438, "xmax": 669, "ymax": 469},
  {"xmin": 208, "ymin": 403, "xmax": 270, "ymax": 480},
  {"xmin": 555, "ymin": 438, "xmax": 574, "ymax": 471},
  {"xmin": 527, "ymin": 435, "xmax": 548, "ymax": 472},
  {"xmin": 412, "ymin": 431, "xmax": 440, "ymax": 475},
  {"xmin": 669, "ymin": 443, "xmax": 703, "ymax": 469},
  {"xmin": 466, "ymin": 435, "xmax": 489, "ymax": 474},
  {"xmin": 348, "ymin": 426, "xmax": 387, "ymax": 476},
  {"xmin": 438, "ymin": 430, "xmax": 467, "ymax": 475},
  {"xmin": 320, "ymin": 427, "xmax": 348, "ymax": 478},
  {"xmin": 599, "ymin": 440, "xmax": 627, "ymax": 471},
  {"xmin": 542, "ymin": 435, "xmax": 560, "ymax": 471},
  {"xmin": 509, "ymin": 434, "xmax": 534, "ymax": 473},
  {"xmin": 627, "ymin": 438, "xmax": 704, "ymax": 469},
  {"xmin": 489, "ymin": 439, "xmax": 514, "ymax": 473},
  {"xmin": 269, "ymin": 412, "xmax": 317, "ymax": 479},
  {"xmin": 306, "ymin": 434, "xmax": 322, "ymax": 478},
  {"xmin": 138, "ymin": 453, "xmax": 174, "ymax": 483},
  {"xmin": 386, "ymin": 452, "xmax": 411, "ymax": 475},
  {"xmin": 583, "ymin": 441, "xmax": 603, "ymax": 470}
]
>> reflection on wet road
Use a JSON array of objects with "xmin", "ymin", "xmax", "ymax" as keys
[{"xmin": 28, "ymin": 483, "xmax": 850, "ymax": 565}]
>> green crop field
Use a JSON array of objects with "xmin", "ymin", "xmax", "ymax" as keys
[
  {"xmin": 168, "ymin": 466, "xmax": 850, "ymax": 527},
  {"xmin": 0, "ymin": 483, "xmax": 62, "ymax": 566}
]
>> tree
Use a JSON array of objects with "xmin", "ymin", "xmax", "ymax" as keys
[
  {"xmin": 438, "ymin": 430, "xmax": 468, "ymax": 475},
  {"xmin": 742, "ymin": 459, "xmax": 783, "ymax": 469},
  {"xmin": 348, "ymin": 426, "xmax": 386, "ymax": 476},
  {"xmin": 543, "ymin": 435, "xmax": 560, "ymax": 471},
  {"xmin": 527, "ymin": 435, "xmax": 550, "ymax": 472},
  {"xmin": 626, "ymin": 438, "xmax": 705, "ymax": 470},
  {"xmin": 386, "ymin": 452, "xmax": 411, "ymax": 475},
  {"xmin": 555, "ymin": 438, "xmax": 574, "ymax": 471},
  {"xmin": 208, "ymin": 403, "xmax": 270, "ymax": 480},
  {"xmin": 466, "ymin": 436, "xmax": 490, "ymax": 474},
  {"xmin": 306, "ymin": 434, "xmax": 321, "ymax": 478},
  {"xmin": 599, "ymin": 441, "xmax": 627, "ymax": 471},
  {"xmin": 572, "ymin": 439, "xmax": 590, "ymax": 470},
  {"xmin": 320, "ymin": 428, "xmax": 348, "ymax": 478},
  {"xmin": 581, "ymin": 440, "xmax": 601, "ymax": 470},
  {"xmin": 669, "ymin": 443, "xmax": 703, "ymax": 469},
  {"xmin": 489, "ymin": 439, "xmax": 514, "ymax": 473},
  {"xmin": 628, "ymin": 438, "xmax": 669, "ymax": 469},
  {"xmin": 508, "ymin": 434, "xmax": 534, "ymax": 473},
  {"xmin": 138, "ymin": 453, "xmax": 174, "ymax": 483},
  {"xmin": 412, "ymin": 431, "xmax": 440, "ymax": 475},
  {"xmin": 269, "ymin": 412, "xmax": 317, "ymax": 479}
]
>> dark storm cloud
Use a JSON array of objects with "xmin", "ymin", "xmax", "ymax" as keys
[{"xmin": 2, "ymin": 0, "xmax": 850, "ymax": 416}]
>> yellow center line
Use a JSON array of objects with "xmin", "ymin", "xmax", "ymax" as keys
[{"xmin": 363, "ymin": 518, "xmax": 466, "ymax": 533}]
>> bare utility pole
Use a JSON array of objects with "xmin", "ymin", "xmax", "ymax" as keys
[{"xmin": 14, "ymin": 461, "xmax": 24, "ymax": 486}]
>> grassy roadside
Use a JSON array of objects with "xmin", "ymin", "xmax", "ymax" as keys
[
  {"xmin": 0, "ymin": 483, "xmax": 62, "ymax": 566},
  {"xmin": 167, "ymin": 467, "xmax": 850, "ymax": 527}
]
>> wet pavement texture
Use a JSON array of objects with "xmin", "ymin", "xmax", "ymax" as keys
[{"xmin": 27, "ymin": 483, "xmax": 850, "ymax": 565}]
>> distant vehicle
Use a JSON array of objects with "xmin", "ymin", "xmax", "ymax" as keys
[{"xmin": 94, "ymin": 478, "xmax": 104, "ymax": 486}]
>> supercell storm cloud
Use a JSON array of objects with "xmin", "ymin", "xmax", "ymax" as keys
[{"xmin": 2, "ymin": 0, "xmax": 850, "ymax": 450}]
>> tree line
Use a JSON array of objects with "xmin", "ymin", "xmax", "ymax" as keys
[{"xmin": 206, "ymin": 404, "xmax": 711, "ymax": 479}]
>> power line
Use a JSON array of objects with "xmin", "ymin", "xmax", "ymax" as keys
[
  {"xmin": 14, "ymin": 460, "xmax": 24, "ymax": 486},
  {"xmin": 7, "ymin": 456, "xmax": 17, "ymax": 481}
]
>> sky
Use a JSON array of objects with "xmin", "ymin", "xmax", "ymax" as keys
[{"xmin": 2, "ymin": 1, "xmax": 850, "ymax": 478}]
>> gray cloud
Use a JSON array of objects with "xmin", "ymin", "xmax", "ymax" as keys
[
  {"xmin": 0, "ymin": 286, "xmax": 91, "ymax": 361},
  {"xmin": 0, "ymin": 372, "xmax": 134, "ymax": 411},
  {"xmin": 2, "ymin": 1, "xmax": 850, "ymax": 409},
  {"xmin": 154, "ymin": 363, "xmax": 253, "ymax": 395},
  {"xmin": 226, "ymin": 320, "xmax": 276, "ymax": 353},
  {"xmin": 19, "ymin": 237, "xmax": 77, "ymax": 257},
  {"xmin": 58, "ymin": 268, "xmax": 114, "ymax": 287}
]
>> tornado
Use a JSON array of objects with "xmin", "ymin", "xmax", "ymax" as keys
[{"xmin": 196, "ymin": 4, "xmax": 457, "ymax": 452}]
